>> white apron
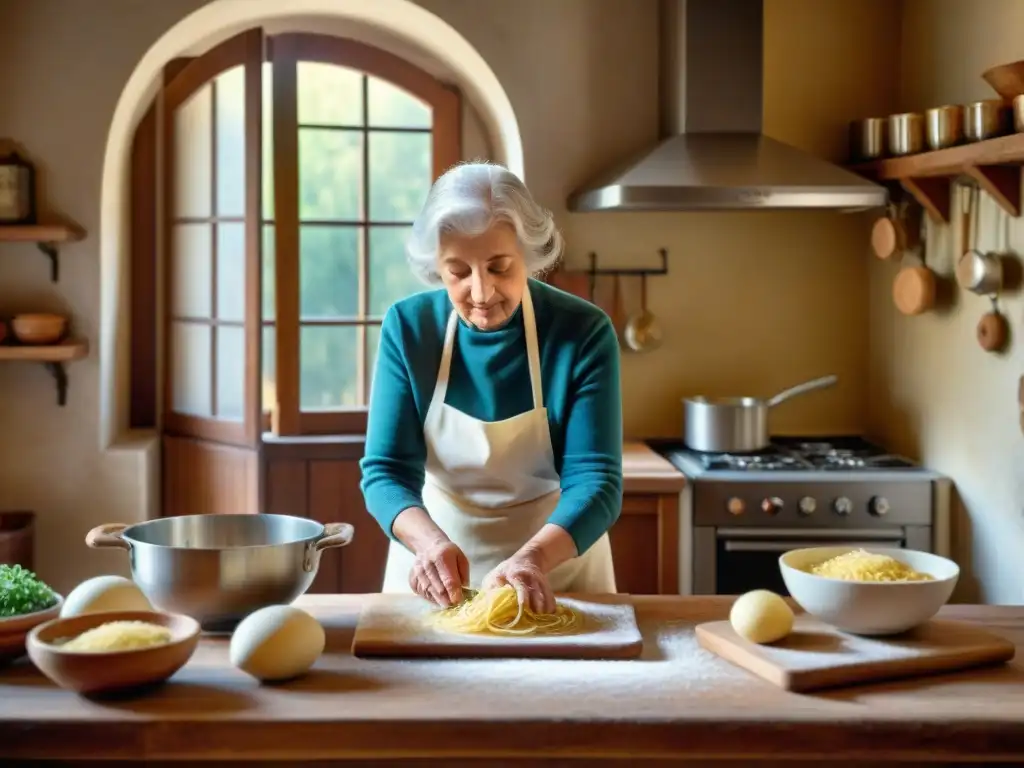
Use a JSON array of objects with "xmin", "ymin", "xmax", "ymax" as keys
[{"xmin": 381, "ymin": 286, "xmax": 617, "ymax": 595}]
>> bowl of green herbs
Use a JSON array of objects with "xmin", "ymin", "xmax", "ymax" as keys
[{"xmin": 0, "ymin": 564, "xmax": 62, "ymax": 662}]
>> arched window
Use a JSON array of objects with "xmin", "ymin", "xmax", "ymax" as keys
[{"xmin": 130, "ymin": 28, "xmax": 460, "ymax": 514}]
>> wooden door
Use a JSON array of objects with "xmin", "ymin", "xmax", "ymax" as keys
[{"xmin": 160, "ymin": 29, "xmax": 265, "ymax": 515}]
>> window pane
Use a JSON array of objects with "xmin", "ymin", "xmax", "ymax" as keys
[
  {"xmin": 262, "ymin": 324, "xmax": 276, "ymax": 415},
  {"xmin": 174, "ymin": 84, "xmax": 212, "ymax": 218},
  {"xmin": 263, "ymin": 223, "xmax": 275, "ymax": 321},
  {"xmin": 262, "ymin": 61, "xmax": 274, "ymax": 220},
  {"xmin": 368, "ymin": 131, "xmax": 431, "ymax": 221},
  {"xmin": 367, "ymin": 76, "xmax": 431, "ymax": 129},
  {"xmin": 297, "ymin": 62, "xmax": 363, "ymax": 126},
  {"xmin": 301, "ymin": 226, "xmax": 359, "ymax": 319},
  {"xmin": 215, "ymin": 66, "xmax": 245, "ymax": 217},
  {"xmin": 300, "ymin": 326, "xmax": 358, "ymax": 409},
  {"xmin": 171, "ymin": 223, "xmax": 212, "ymax": 318},
  {"xmin": 171, "ymin": 322, "xmax": 211, "ymax": 416},
  {"xmin": 216, "ymin": 223, "xmax": 245, "ymax": 322},
  {"xmin": 369, "ymin": 226, "xmax": 426, "ymax": 316},
  {"xmin": 299, "ymin": 129, "xmax": 363, "ymax": 221},
  {"xmin": 216, "ymin": 325, "xmax": 245, "ymax": 421},
  {"xmin": 216, "ymin": 325, "xmax": 245, "ymax": 420}
]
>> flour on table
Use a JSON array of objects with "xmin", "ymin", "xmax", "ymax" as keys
[{"xmin": 382, "ymin": 617, "xmax": 743, "ymax": 702}]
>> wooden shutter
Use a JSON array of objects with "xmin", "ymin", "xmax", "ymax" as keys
[{"xmin": 160, "ymin": 28, "xmax": 265, "ymax": 514}]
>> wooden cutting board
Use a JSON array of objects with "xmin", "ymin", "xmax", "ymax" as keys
[
  {"xmin": 695, "ymin": 616, "xmax": 1016, "ymax": 692},
  {"xmin": 352, "ymin": 593, "xmax": 643, "ymax": 659}
]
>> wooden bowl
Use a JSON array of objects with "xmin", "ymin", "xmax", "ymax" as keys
[
  {"xmin": 27, "ymin": 610, "xmax": 200, "ymax": 695},
  {"xmin": 0, "ymin": 595, "xmax": 63, "ymax": 663},
  {"xmin": 11, "ymin": 313, "xmax": 67, "ymax": 345},
  {"xmin": 982, "ymin": 59, "xmax": 1024, "ymax": 101}
]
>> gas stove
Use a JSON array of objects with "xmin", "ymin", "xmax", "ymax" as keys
[{"xmin": 648, "ymin": 435, "xmax": 951, "ymax": 597}]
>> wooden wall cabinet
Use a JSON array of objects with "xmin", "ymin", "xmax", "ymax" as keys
[{"xmin": 261, "ymin": 443, "xmax": 681, "ymax": 595}]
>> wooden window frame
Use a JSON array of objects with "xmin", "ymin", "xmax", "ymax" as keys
[
  {"xmin": 129, "ymin": 31, "xmax": 462, "ymax": 439},
  {"xmin": 269, "ymin": 33, "xmax": 461, "ymax": 436}
]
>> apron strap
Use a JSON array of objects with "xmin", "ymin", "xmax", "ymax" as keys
[
  {"xmin": 427, "ymin": 282, "xmax": 545, "ymax": 414},
  {"xmin": 520, "ymin": 284, "xmax": 544, "ymax": 410},
  {"xmin": 429, "ymin": 309, "xmax": 460, "ymax": 413}
]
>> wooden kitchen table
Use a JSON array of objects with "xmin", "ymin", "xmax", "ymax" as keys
[{"xmin": 1, "ymin": 596, "xmax": 1024, "ymax": 766}]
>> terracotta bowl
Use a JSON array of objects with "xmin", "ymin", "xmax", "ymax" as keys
[
  {"xmin": 0, "ymin": 595, "xmax": 63, "ymax": 663},
  {"xmin": 27, "ymin": 610, "xmax": 200, "ymax": 695},
  {"xmin": 983, "ymin": 59, "xmax": 1024, "ymax": 101},
  {"xmin": 11, "ymin": 313, "xmax": 67, "ymax": 345}
]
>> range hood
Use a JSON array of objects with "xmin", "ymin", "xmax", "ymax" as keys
[{"xmin": 567, "ymin": 0, "xmax": 888, "ymax": 213}]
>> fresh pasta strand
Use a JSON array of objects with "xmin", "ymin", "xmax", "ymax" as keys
[{"xmin": 431, "ymin": 585, "xmax": 582, "ymax": 636}]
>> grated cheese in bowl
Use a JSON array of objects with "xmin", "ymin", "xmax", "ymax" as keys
[
  {"xmin": 808, "ymin": 548, "xmax": 934, "ymax": 582},
  {"xmin": 58, "ymin": 620, "xmax": 172, "ymax": 652}
]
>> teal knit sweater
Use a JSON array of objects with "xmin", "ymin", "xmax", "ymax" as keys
[{"xmin": 359, "ymin": 279, "xmax": 623, "ymax": 555}]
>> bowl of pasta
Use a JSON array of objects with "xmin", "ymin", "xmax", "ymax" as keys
[{"xmin": 779, "ymin": 547, "xmax": 959, "ymax": 636}]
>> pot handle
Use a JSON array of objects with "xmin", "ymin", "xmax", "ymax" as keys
[
  {"xmin": 85, "ymin": 523, "xmax": 131, "ymax": 551},
  {"xmin": 765, "ymin": 375, "xmax": 838, "ymax": 408},
  {"xmin": 315, "ymin": 522, "xmax": 355, "ymax": 552}
]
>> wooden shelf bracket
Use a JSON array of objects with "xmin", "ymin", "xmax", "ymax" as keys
[
  {"xmin": 0, "ymin": 224, "xmax": 83, "ymax": 283},
  {"xmin": 43, "ymin": 361, "xmax": 70, "ymax": 406},
  {"xmin": 963, "ymin": 164, "xmax": 1022, "ymax": 218},
  {"xmin": 901, "ymin": 177, "xmax": 951, "ymax": 223},
  {"xmin": 36, "ymin": 241, "xmax": 61, "ymax": 282}
]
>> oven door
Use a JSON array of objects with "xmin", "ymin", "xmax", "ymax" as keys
[{"xmin": 714, "ymin": 527, "xmax": 906, "ymax": 596}]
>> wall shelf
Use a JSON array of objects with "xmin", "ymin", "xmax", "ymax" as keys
[
  {"xmin": 0, "ymin": 224, "xmax": 85, "ymax": 282},
  {"xmin": 0, "ymin": 339, "xmax": 89, "ymax": 406},
  {"xmin": 849, "ymin": 132, "xmax": 1024, "ymax": 223}
]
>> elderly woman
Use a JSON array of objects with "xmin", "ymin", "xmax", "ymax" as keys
[{"xmin": 360, "ymin": 161, "xmax": 622, "ymax": 614}]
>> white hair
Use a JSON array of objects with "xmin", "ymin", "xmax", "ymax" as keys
[{"xmin": 405, "ymin": 161, "xmax": 565, "ymax": 285}]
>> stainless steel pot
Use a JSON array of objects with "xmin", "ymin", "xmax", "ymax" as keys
[
  {"xmin": 887, "ymin": 113, "xmax": 925, "ymax": 156},
  {"xmin": 964, "ymin": 99, "xmax": 1011, "ymax": 142},
  {"xmin": 849, "ymin": 117, "xmax": 887, "ymax": 162},
  {"xmin": 925, "ymin": 105, "xmax": 964, "ymax": 150},
  {"xmin": 86, "ymin": 514, "xmax": 354, "ymax": 630},
  {"xmin": 683, "ymin": 375, "xmax": 838, "ymax": 454}
]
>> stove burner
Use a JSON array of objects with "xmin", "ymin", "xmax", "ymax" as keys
[
  {"xmin": 699, "ymin": 451, "xmax": 803, "ymax": 472},
  {"xmin": 661, "ymin": 435, "xmax": 918, "ymax": 474}
]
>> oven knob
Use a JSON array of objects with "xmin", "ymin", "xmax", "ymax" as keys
[
  {"xmin": 833, "ymin": 496, "xmax": 853, "ymax": 516},
  {"xmin": 726, "ymin": 497, "xmax": 745, "ymax": 516},
  {"xmin": 761, "ymin": 496, "xmax": 784, "ymax": 516},
  {"xmin": 869, "ymin": 496, "xmax": 890, "ymax": 516},
  {"xmin": 798, "ymin": 496, "xmax": 817, "ymax": 516}
]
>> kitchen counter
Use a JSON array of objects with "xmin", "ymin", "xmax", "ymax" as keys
[
  {"xmin": 622, "ymin": 441, "xmax": 685, "ymax": 493},
  {"xmin": 2, "ymin": 596, "xmax": 1023, "ymax": 764}
]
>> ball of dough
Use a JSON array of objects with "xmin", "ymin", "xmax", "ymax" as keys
[
  {"xmin": 61, "ymin": 575, "xmax": 153, "ymax": 618},
  {"xmin": 230, "ymin": 605, "xmax": 325, "ymax": 682},
  {"xmin": 729, "ymin": 590, "xmax": 794, "ymax": 644}
]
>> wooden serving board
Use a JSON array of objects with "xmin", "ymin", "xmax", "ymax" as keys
[
  {"xmin": 695, "ymin": 616, "xmax": 1016, "ymax": 692},
  {"xmin": 352, "ymin": 593, "xmax": 643, "ymax": 659}
]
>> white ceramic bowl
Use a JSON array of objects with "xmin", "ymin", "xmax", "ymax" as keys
[{"xmin": 779, "ymin": 547, "xmax": 959, "ymax": 636}]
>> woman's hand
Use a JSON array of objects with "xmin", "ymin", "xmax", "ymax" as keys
[
  {"xmin": 393, "ymin": 506, "xmax": 469, "ymax": 607},
  {"xmin": 409, "ymin": 537, "xmax": 469, "ymax": 608},
  {"xmin": 483, "ymin": 549, "xmax": 555, "ymax": 614}
]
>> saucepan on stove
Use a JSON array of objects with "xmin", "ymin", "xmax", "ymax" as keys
[{"xmin": 683, "ymin": 374, "xmax": 838, "ymax": 454}]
